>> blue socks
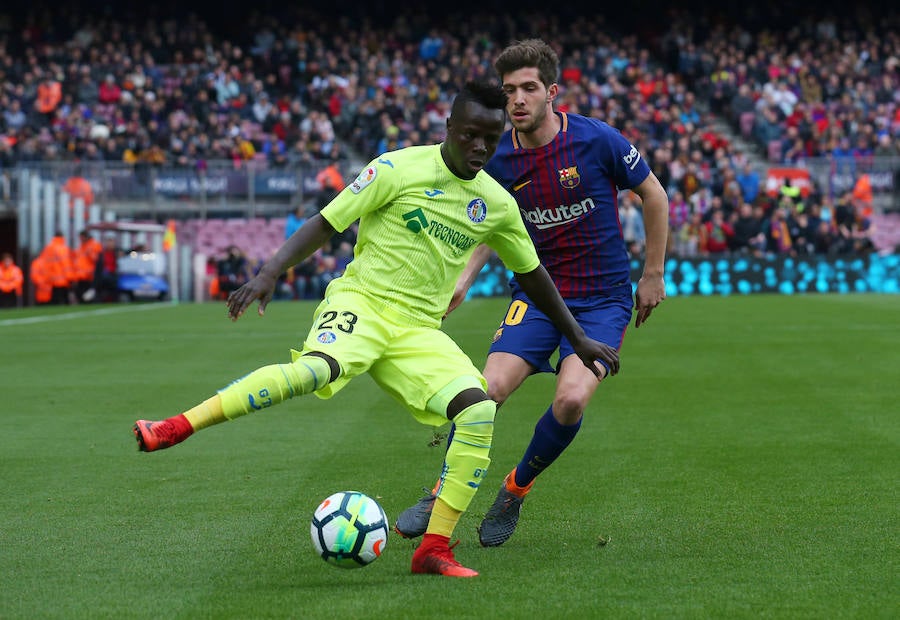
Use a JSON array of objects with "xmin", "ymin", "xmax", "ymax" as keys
[{"xmin": 514, "ymin": 407, "xmax": 582, "ymax": 488}]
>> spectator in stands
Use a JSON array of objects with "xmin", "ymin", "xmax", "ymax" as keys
[
  {"xmin": 419, "ymin": 29, "xmax": 444, "ymax": 61},
  {"xmin": 813, "ymin": 218, "xmax": 839, "ymax": 255},
  {"xmin": 290, "ymin": 253, "xmax": 323, "ymax": 301},
  {"xmin": 282, "ymin": 203, "xmax": 324, "ymax": 300},
  {"xmin": 3, "ymin": 99, "xmax": 27, "ymax": 133},
  {"xmin": 34, "ymin": 76, "xmax": 62, "ymax": 127},
  {"xmin": 675, "ymin": 211, "xmax": 704, "ymax": 258},
  {"xmin": 98, "ymin": 74, "xmax": 122, "ymax": 105},
  {"xmin": 873, "ymin": 133, "xmax": 899, "ymax": 158},
  {"xmin": 729, "ymin": 83, "xmax": 756, "ymax": 127},
  {"xmin": 842, "ymin": 204, "xmax": 877, "ymax": 256},
  {"xmin": 781, "ymin": 127, "xmax": 809, "ymax": 165},
  {"xmin": 0, "ymin": 252, "xmax": 24, "ymax": 308},
  {"xmin": 767, "ymin": 206, "xmax": 794, "ymax": 255},
  {"xmin": 315, "ymin": 240, "xmax": 353, "ymax": 297},
  {"xmin": 74, "ymin": 67, "xmax": 99, "ymax": 106},
  {"xmin": 735, "ymin": 163, "xmax": 762, "ymax": 205},
  {"xmin": 702, "ymin": 208, "xmax": 734, "ymax": 254},
  {"xmin": 754, "ymin": 106, "xmax": 784, "ymax": 148},
  {"xmin": 787, "ymin": 206, "xmax": 818, "ymax": 255},
  {"xmin": 667, "ymin": 190, "xmax": 690, "ymax": 256},
  {"xmin": 285, "ymin": 205, "xmax": 308, "ymax": 240},
  {"xmin": 619, "ymin": 193, "xmax": 646, "ymax": 258},
  {"xmin": 730, "ymin": 202, "xmax": 767, "ymax": 256}
]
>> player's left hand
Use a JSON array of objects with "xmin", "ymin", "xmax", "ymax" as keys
[
  {"xmin": 226, "ymin": 273, "xmax": 277, "ymax": 321},
  {"xmin": 634, "ymin": 273, "xmax": 665, "ymax": 328}
]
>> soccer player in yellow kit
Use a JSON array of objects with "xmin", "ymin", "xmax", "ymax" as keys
[{"xmin": 132, "ymin": 80, "xmax": 619, "ymax": 578}]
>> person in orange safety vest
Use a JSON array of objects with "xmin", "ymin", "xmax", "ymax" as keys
[
  {"xmin": 0, "ymin": 252, "xmax": 24, "ymax": 308},
  {"xmin": 38, "ymin": 231, "xmax": 74, "ymax": 305},
  {"xmin": 29, "ymin": 254, "xmax": 53, "ymax": 304}
]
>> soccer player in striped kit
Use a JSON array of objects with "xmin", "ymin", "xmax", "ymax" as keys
[{"xmin": 395, "ymin": 39, "xmax": 668, "ymax": 547}]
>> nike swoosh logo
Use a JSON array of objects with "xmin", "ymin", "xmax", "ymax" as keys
[{"xmin": 512, "ymin": 180, "xmax": 532, "ymax": 191}]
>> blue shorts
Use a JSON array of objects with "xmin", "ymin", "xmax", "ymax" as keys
[{"xmin": 488, "ymin": 291, "xmax": 633, "ymax": 374}]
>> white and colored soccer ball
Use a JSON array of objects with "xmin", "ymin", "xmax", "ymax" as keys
[{"xmin": 310, "ymin": 491, "xmax": 388, "ymax": 568}]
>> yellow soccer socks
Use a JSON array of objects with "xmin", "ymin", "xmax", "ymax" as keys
[
  {"xmin": 433, "ymin": 399, "xmax": 495, "ymax": 514},
  {"xmin": 425, "ymin": 497, "xmax": 463, "ymax": 538},
  {"xmin": 217, "ymin": 354, "xmax": 334, "ymax": 420},
  {"xmin": 183, "ymin": 395, "xmax": 226, "ymax": 430}
]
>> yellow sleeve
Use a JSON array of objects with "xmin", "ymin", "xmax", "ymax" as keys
[{"xmin": 320, "ymin": 159, "xmax": 401, "ymax": 233}]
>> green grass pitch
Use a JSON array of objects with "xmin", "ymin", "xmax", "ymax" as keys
[{"xmin": 1, "ymin": 294, "xmax": 897, "ymax": 619}]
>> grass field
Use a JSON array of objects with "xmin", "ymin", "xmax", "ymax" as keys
[{"xmin": 1, "ymin": 294, "xmax": 897, "ymax": 619}]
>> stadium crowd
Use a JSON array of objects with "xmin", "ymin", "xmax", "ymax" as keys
[{"xmin": 0, "ymin": 2, "xmax": 897, "ymax": 305}]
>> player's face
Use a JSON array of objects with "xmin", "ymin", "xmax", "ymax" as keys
[
  {"xmin": 501, "ymin": 67, "xmax": 556, "ymax": 134},
  {"xmin": 443, "ymin": 101, "xmax": 505, "ymax": 180}
]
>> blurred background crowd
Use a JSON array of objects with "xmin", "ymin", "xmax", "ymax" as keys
[{"xmin": 0, "ymin": 0, "xmax": 897, "ymax": 305}]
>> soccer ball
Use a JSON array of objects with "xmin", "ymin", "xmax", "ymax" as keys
[{"xmin": 310, "ymin": 491, "xmax": 389, "ymax": 568}]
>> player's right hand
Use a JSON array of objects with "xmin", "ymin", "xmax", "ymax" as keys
[{"xmin": 226, "ymin": 274, "xmax": 276, "ymax": 321}]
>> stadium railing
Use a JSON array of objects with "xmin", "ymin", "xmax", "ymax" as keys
[{"xmin": 5, "ymin": 159, "xmax": 336, "ymax": 219}]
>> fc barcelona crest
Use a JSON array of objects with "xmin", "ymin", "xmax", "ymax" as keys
[{"xmin": 558, "ymin": 166, "xmax": 580, "ymax": 189}]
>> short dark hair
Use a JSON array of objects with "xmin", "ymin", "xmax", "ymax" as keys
[
  {"xmin": 494, "ymin": 38, "xmax": 560, "ymax": 87},
  {"xmin": 450, "ymin": 80, "xmax": 508, "ymax": 117}
]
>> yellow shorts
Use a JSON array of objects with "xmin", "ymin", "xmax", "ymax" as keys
[{"xmin": 293, "ymin": 290, "xmax": 486, "ymax": 427}]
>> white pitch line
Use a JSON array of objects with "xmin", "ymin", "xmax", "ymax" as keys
[{"xmin": 0, "ymin": 303, "xmax": 177, "ymax": 327}]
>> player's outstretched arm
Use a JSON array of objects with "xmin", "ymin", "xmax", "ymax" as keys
[
  {"xmin": 632, "ymin": 172, "xmax": 668, "ymax": 328},
  {"xmin": 445, "ymin": 244, "xmax": 493, "ymax": 318},
  {"xmin": 514, "ymin": 265, "xmax": 619, "ymax": 377},
  {"xmin": 227, "ymin": 214, "xmax": 337, "ymax": 321}
]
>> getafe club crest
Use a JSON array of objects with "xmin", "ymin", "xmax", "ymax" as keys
[
  {"xmin": 467, "ymin": 198, "xmax": 487, "ymax": 223},
  {"xmin": 316, "ymin": 331, "xmax": 337, "ymax": 344},
  {"xmin": 558, "ymin": 166, "xmax": 580, "ymax": 189}
]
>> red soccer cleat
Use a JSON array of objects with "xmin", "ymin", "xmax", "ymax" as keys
[
  {"xmin": 133, "ymin": 415, "xmax": 193, "ymax": 452},
  {"xmin": 411, "ymin": 534, "xmax": 478, "ymax": 577}
]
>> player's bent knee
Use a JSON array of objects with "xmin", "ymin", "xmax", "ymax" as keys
[
  {"xmin": 425, "ymin": 375, "xmax": 487, "ymax": 420},
  {"xmin": 452, "ymin": 398, "xmax": 496, "ymax": 433},
  {"xmin": 552, "ymin": 392, "xmax": 589, "ymax": 419},
  {"xmin": 447, "ymin": 387, "xmax": 490, "ymax": 420},
  {"xmin": 300, "ymin": 351, "xmax": 340, "ymax": 383},
  {"xmin": 283, "ymin": 353, "xmax": 336, "ymax": 395}
]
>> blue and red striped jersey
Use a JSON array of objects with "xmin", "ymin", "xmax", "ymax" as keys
[{"xmin": 485, "ymin": 112, "xmax": 651, "ymax": 298}]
